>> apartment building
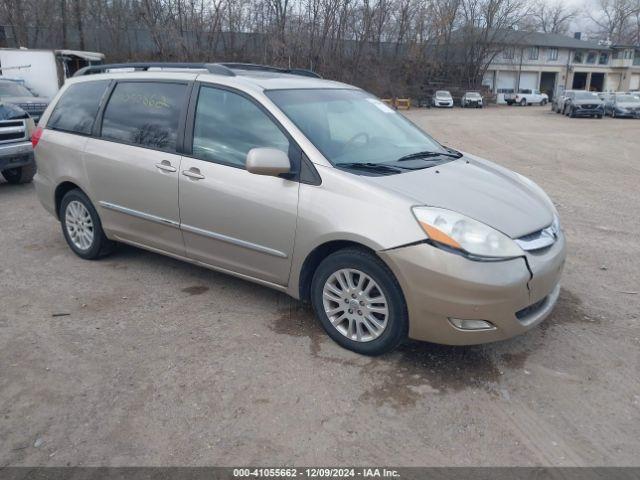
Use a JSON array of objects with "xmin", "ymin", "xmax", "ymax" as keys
[{"xmin": 480, "ymin": 30, "xmax": 640, "ymax": 102}]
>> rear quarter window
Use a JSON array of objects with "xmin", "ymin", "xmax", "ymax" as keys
[
  {"xmin": 100, "ymin": 82, "xmax": 187, "ymax": 152},
  {"xmin": 47, "ymin": 80, "xmax": 110, "ymax": 135}
]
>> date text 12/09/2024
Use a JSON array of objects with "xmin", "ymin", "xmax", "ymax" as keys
[{"xmin": 233, "ymin": 468, "xmax": 401, "ymax": 478}]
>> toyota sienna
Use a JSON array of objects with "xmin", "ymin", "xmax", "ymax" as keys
[{"xmin": 33, "ymin": 63, "xmax": 565, "ymax": 355}]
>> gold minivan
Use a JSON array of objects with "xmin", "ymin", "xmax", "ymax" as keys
[{"xmin": 33, "ymin": 63, "xmax": 565, "ymax": 355}]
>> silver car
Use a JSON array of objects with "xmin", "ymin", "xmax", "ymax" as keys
[{"xmin": 33, "ymin": 63, "xmax": 565, "ymax": 355}]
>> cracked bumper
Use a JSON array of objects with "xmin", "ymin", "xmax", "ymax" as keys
[{"xmin": 379, "ymin": 233, "xmax": 566, "ymax": 345}]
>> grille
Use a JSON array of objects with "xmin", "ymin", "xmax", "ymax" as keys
[
  {"xmin": 515, "ymin": 224, "xmax": 557, "ymax": 252},
  {"xmin": 0, "ymin": 119, "xmax": 27, "ymax": 143}
]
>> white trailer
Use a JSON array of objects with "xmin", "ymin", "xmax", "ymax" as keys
[{"xmin": 0, "ymin": 49, "xmax": 104, "ymax": 99}]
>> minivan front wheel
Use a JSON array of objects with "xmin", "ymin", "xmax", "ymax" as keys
[
  {"xmin": 60, "ymin": 189, "xmax": 114, "ymax": 259},
  {"xmin": 310, "ymin": 248, "xmax": 408, "ymax": 355}
]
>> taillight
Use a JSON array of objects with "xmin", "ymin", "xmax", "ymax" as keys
[{"xmin": 31, "ymin": 126, "xmax": 43, "ymax": 148}]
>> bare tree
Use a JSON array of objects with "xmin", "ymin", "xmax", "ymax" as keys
[{"xmin": 532, "ymin": 1, "xmax": 578, "ymax": 34}]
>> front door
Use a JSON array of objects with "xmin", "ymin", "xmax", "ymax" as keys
[
  {"xmin": 178, "ymin": 84, "xmax": 299, "ymax": 285},
  {"xmin": 84, "ymin": 80, "xmax": 190, "ymax": 255}
]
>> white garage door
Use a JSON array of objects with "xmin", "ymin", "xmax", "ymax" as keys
[
  {"xmin": 496, "ymin": 71, "xmax": 517, "ymax": 92},
  {"xmin": 519, "ymin": 72, "xmax": 538, "ymax": 91},
  {"xmin": 606, "ymin": 73, "xmax": 622, "ymax": 92},
  {"xmin": 630, "ymin": 74, "xmax": 640, "ymax": 91}
]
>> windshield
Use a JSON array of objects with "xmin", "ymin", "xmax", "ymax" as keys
[
  {"xmin": 574, "ymin": 91, "xmax": 598, "ymax": 100},
  {"xmin": 466, "ymin": 92, "xmax": 481, "ymax": 98},
  {"xmin": 266, "ymin": 89, "xmax": 448, "ymax": 167},
  {"xmin": 0, "ymin": 82, "xmax": 34, "ymax": 98},
  {"xmin": 436, "ymin": 91, "xmax": 451, "ymax": 97},
  {"xmin": 617, "ymin": 94, "xmax": 639, "ymax": 102}
]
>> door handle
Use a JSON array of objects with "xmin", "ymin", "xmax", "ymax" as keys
[
  {"xmin": 155, "ymin": 160, "xmax": 177, "ymax": 173},
  {"xmin": 182, "ymin": 168, "xmax": 205, "ymax": 180}
]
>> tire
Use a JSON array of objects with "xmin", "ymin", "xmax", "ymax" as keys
[
  {"xmin": 59, "ymin": 189, "xmax": 114, "ymax": 260},
  {"xmin": 569, "ymin": 107, "xmax": 576, "ymax": 118},
  {"xmin": 597, "ymin": 114, "xmax": 603, "ymax": 119},
  {"xmin": 310, "ymin": 248, "xmax": 408, "ymax": 356},
  {"xmin": 612, "ymin": 110, "xmax": 616, "ymax": 118},
  {"xmin": 520, "ymin": 99, "xmax": 527, "ymax": 106},
  {"xmin": 1, "ymin": 162, "xmax": 36, "ymax": 184}
]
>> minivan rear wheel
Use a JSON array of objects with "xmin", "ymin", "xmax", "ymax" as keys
[
  {"xmin": 60, "ymin": 189, "xmax": 114, "ymax": 259},
  {"xmin": 310, "ymin": 248, "xmax": 408, "ymax": 355}
]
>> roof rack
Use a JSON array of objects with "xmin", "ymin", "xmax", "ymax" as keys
[
  {"xmin": 219, "ymin": 63, "xmax": 322, "ymax": 78},
  {"xmin": 73, "ymin": 62, "xmax": 322, "ymax": 79},
  {"xmin": 73, "ymin": 62, "xmax": 236, "ymax": 77}
]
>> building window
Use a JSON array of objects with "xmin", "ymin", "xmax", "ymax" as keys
[
  {"xmin": 574, "ymin": 51, "xmax": 583, "ymax": 63},
  {"xmin": 634, "ymin": 50, "xmax": 640, "ymax": 65},
  {"xmin": 598, "ymin": 52, "xmax": 609, "ymax": 64},
  {"xmin": 503, "ymin": 47, "xmax": 515, "ymax": 59},
  {"xmin": 548, "ymin": 48, "xmax": 558, "ymax": 60},
  {"xmin": 586, "ymin": 51, "xmax": 597, "ymax": 64},
  {"xmin": 529, "ymin": 47, "xmax": 539, "ymax": 60}
]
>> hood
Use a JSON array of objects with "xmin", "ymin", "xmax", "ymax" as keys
[
  {"xmin": 617, "ymin": 101, "xmax": 640, "ymax": 107},
  {"xmin": 0, "ymin": 103, "xmax": 29, "ymax": 120},
  {"xmin": 574, "ymin": 98, "xmax": 603, "ymax": 105},
  {"xmin": 364, "ymin": 155, "xmax": 554, "ymax": 238},
  {"xmin": 0, "ymin": 96, "xmax": 49, "ymax": 105}
]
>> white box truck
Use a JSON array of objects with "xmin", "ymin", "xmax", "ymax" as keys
[{"xmin": 0, "ymin": 48, "xmax": 105, "ymax": 99}]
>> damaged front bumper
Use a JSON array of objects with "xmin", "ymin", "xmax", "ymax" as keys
[{"xmin": 379, "ymin": 232, "xmax": 566, "ymax": 345}]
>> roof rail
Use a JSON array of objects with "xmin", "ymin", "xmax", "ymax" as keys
[
  {"xmin": 219, "ymin": 63, "xmax": 322, "ymax": 79},
  {"xmin": 73, "ymin": 62, "xmax": 235, "ymax": 77}
]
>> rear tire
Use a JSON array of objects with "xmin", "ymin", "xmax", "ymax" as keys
[
  {"xmin": 59, "ymin": 189, "xmax": 114, "ymax": 260},
  {"xmin": 310, "ymin": 248, "xmax": 408, "ymax": 356},
  {"xmin": 1, "ymin": 162, "xmax": 36, "ymax": 184}
]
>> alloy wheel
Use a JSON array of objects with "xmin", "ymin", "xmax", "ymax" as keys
[
  {"xmin": 65, "ymin": 200, "xmax": 95, "ymax": 250},
  {"xmin": 322, "ymin": 268, "xmax": 389, "ymax": 342}
]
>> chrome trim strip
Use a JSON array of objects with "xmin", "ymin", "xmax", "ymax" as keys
[
  {"xmin": 98, "ymin": 201, "xmax": 180, "ymax": 228},
  {"xmin": 180, "ymin": 223, "xmax": 288, "ymax": 259},
  {"xmin": 98, "ymin": 201, "xmax": 288, "ymax": 259}
]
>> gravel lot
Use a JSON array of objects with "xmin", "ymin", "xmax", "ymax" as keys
[{"xmin": 1, "ymin": 106, "xmax": 639, "ymax": 467}]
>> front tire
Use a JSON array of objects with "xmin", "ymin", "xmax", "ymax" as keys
[
  {"xmin": 59, "ymin": 189, "xmax": 114, "ymax": 260},
  {"xmin": 310, "ymin": 248, "xmax": 408, "ymax": 356},
  {"xmin": 520, "ymin": 99, "xmax": 527, "ymax": 106},
  {"xmin": 1, "ymin": 163, "xmax": 36, "ymax": 184}
]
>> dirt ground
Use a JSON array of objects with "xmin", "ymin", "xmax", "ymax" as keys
[{"xmin": 1, "ymin": 106, "xmax": 639, "ymax": 467}]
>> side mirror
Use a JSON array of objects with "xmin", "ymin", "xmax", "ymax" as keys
[{"xmin": 246, "ymin": 148, "xmax": 291, "ymax": 177}]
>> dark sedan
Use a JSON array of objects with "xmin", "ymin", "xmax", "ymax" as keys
[{"xmin": 605, "ymin": 94, "xmax": 640, "ymax": 118}]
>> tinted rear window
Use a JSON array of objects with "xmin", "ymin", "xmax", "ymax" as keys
[
  {"xmin": 101, "ymin": 82, "xmax": 187, "ymax": 152},
  {"xmin": 47, "ymin": 81, "xmax": 110, "ymax": 135}
]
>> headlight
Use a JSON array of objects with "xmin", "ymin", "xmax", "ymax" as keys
[{"xmin": 412, "ymin": 207, "xmax": 523, "ymax": 259}]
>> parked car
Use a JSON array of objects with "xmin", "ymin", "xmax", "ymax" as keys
[
  {"xmin": 0, "ymin": 102, "xmax": 36, "ymax": 184},
  {"xmin": 33, "ymin": 62, "xmax": 565, "ymax": 355},
  {"xmin": 461, "ymin": 91, "xmax": 483, "ymax": 108},
  {"xmin": 604, "ymin": 93, "xmax": 640, "ymax": 118},
  {"xmin": 432, "ymin": 90, "xmax": 454, "ymax": 108},
  {"xmin": 563, "ymin": 91, "xmax": 604, "ymax": 118},
  {"xmin": 552, "ymin": 90, "xmax": 575, "ymax": 113},
  {"xmin": 505, "ymin": 89, "xmax": 548, "ymax": 106},
  {"xmin": 0, "ymin": 79, "xmax": 49, "ymax": 122}
]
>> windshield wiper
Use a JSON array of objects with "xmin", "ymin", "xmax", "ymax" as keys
[
  {"xmin": 395, "ymin": 150, "xmax": 462, "ymax": 162},
  {"xmin": 336, "ymin": 162, "xmax": 405, "ymax": 173}
]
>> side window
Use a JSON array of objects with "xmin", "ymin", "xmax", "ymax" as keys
[
  {"xmin": 192, "ymin": 86, "xmax": 289, "ymax": 167},
  {"xmin": 47, "ymin": 81, "xmax": 109, "ymax": 135},
  {"xmin": 101, "ymin": 82, "xmax": 187, "ymax": 152}
]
